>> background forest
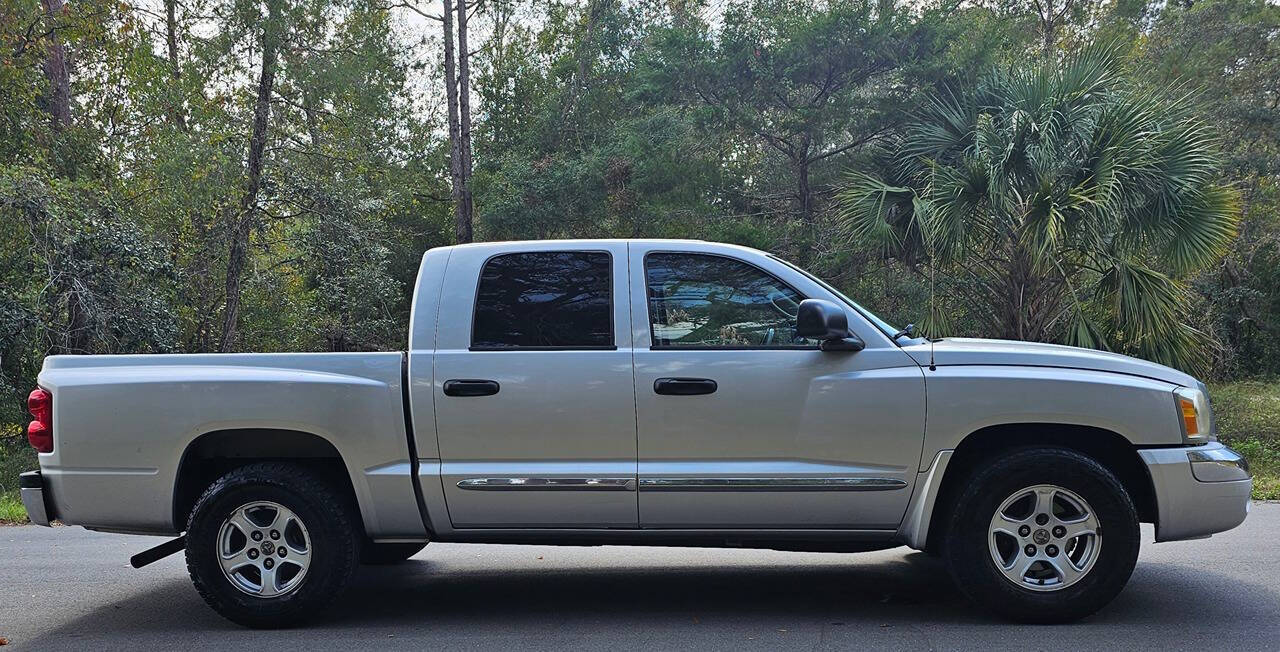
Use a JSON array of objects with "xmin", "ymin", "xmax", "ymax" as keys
[{"xmin": 2, "ymin": 0, "xmax": 1279, "ymax": 513}]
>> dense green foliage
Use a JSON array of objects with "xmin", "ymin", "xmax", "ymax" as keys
[
  {"xmin": 1, "ymin": 0, "xmax": 1278, "ymax": 445},
  {"xmin": 1143, "ymin": 0, "xmax": 1280, "ymax": 378},
  {"xmin": 1211, "ymin": 380, "xmax": 1280, "ymax": 499},
  {"xmin": 837, "ymin": 46, "xmax": 1239, "ymax": 371}
]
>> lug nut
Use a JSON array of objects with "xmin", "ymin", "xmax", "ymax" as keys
[
  {"xmin": 1035, "ymin": 514, "xmax": 1050, "ymax": 526},
  {"xmin": 1052, "ymin": 525, "xmax": 1066, "ymax": 538},
  {"xmin": 251, "ymin": 531, "xmax": 263, "ymax": 542},
  {"xmin": 278, "ymin": 548, "xmax": 287, "ymax": 557},
  {"xmin": 270, "ymin": 530, "xmax": 280, "ymax": 540},
  {"xmin": 1018, "ymin": 525, "xmax": 1031, "ymax": 537},
  {"xmin": 248, "ymin": 549, "xmax": 259, "ymax": 559},
  {"xmin": 1046, "ymin": 544, "xmax": 1059, "ymax": 557},
  {"xmin": 263, "ymin": 558, "xmax": 274, "ymax": 569},
  {"xmin": 1024, "ymin": 544, "xmax": 1037, "ymax": 556}
]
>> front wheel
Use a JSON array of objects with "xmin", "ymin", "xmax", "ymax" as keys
[
  {"xmin": 185, "ymin": 463, "xmax": 359, "ymax": 628},
  {"xmin": 942, "ymin": 447, "xmax": 1141, "ymax": 623}
]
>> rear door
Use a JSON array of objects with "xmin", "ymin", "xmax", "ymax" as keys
[
  {"xmin": 432, "ymin": 243, "xmax": 638, "ymax": 528},
  {"xmin": 628, "ymin": 244, "xmax": 926, "ymax": 529}
]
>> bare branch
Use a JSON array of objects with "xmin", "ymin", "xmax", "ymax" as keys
[
  {"xmin": 806, "ymin": 127, "xmax": 893, "ymax": 164},
  {"xmin": 378, "ymin": 1, "xmax": 443, "ymax": 21}
]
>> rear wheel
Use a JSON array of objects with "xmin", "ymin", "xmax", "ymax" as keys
[
  {"xmin": 185, "ymin": 463, "xmax": 359, "ymax": 628},
  {"xmin": 942, "ymin": 447, "xmax": 1140, "ymax": 623}
]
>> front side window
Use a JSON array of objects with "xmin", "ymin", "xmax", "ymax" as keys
[
  {"xmin": 645, "ymin": 253, "xmax": 815, "ymax": 348},
  {"xmin": 472, "ymin": 251, "xmax": 613, "ymax": 348}
]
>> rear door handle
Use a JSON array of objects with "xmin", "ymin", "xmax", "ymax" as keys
[
  {"xmin": 654, "ymin": 377, "xmax": 718, "ymax": 396},
  {"xmin": 443, "ymin": 379, "xmax": 500, "ymax": 397}
]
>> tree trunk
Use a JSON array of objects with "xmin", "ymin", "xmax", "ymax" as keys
[
  {"xmin": 166, "ymin": 0, "xmax": 215, "ymax": 352},
  {"xmin": 64, "ymin": 281, "xmax": 91, "ymax": 353},
  {"xmin": 455, "ymin": 0, "xmax": 474, "ymax": 243},
  {"xmin": 442, "ymin": 0, "xmax": 468, "ymax": 244},
  {"xmin": 798, "ymin": 158, "xmax": 813, "ymax": 252},
  {"xmin": 303, "ymin": 91, "xmax": 323, "ymax": 150},
  {"xmin": 39, "ymin": 0, "xmax": 71, "ymax": 131},
  {"xmin": 40, "ymin": 0, "xmax": 86, "ymax": 353},
  {"xmin": 987, "ymin": 239, "xmax": 1064, "ymax": 343},
  {"xmin": 572, "ymin": 1, "xmax": 607, "ymax": 102},
  {"xmin": 164, "ymin": 0, "xmax": 187, "ymax": 131},
  {"xmin": 219, "ymin": 0, "xmax": 282, "ymax": 353},
  {"xmin": 1037, "ymin": 0, "xmax": 1075, "ymax": 57}
]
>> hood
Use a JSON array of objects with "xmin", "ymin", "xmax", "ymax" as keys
[{"xmin": 900, "ymin": 337, "xmax": 1198, "ymax": 388}]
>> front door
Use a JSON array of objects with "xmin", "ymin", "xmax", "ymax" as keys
[
  {"xmin": 433, "ymin": 243, "xmax": 637, "ymax": 528},
  {"xmin": 629, "ymin": 245, "xmax": 926, "ymax": 529}
]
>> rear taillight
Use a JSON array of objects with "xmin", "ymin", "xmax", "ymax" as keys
[{"xmin": 27, "ymin": 388, "xmax": 52, "ymax": 453}]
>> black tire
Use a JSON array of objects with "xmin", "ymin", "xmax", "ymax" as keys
[
  {"xmin": 360, "ymin": 541, "xmax": 426, "ymax": 565},
  {"xmin": 942, "ymin": 447, "xmax": 1140, "ymax": 623},
  {"xmin": 185, "ymin": 463, "xmax": 359, "ymax": 628}
]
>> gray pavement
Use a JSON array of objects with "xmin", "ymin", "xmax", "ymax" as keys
[{"xmin": 3, "ymin": 503, "xmax": 1279, "ymax": 650}]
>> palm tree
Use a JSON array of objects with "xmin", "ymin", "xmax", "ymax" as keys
[{"xmin": 835, "ymin": 45, "xmax": 1239, "ymax": 373}]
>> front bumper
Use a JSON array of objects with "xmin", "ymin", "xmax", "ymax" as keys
[
  {"xmin": 1139, "ymin": 442, "xmax": 1251, "ymax": 542},
  {"xmin": 20, "ymin": 470, "xmax": 54, "ymax": 527}
]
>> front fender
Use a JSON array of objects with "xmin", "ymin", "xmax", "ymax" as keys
[{"xmin": 920, "ymin": 365, "xmax": 1183, "ymax": 468}]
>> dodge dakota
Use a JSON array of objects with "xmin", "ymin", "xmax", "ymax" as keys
[{"xmin": 20, "ymin": 239, "xmax": 1251, "ymax": 627}]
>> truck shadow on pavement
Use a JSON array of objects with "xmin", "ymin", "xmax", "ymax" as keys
[{"xmin": 17, "ymin": 548, "xmax": 1280, "ymax": 647}]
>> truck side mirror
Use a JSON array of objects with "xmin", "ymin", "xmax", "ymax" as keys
[{"xmin": 796, "ymin": 299, "xmax": 865, "ymax": 352}]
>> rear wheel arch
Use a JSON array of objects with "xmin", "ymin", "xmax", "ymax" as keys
[
  {"xmin": 172, "ymin": 428, "xmax": 361, "ymax": 533},
  {"xmin": 925, "ymin": 423, "xmax": 1156, "ymax": 554}
]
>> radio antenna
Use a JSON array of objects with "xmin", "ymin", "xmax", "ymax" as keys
[{"xmin": 928, "ymin": 252, "xmax": 936, "ymax": 371}]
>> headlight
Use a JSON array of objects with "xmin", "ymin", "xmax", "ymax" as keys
[{"xmin": 1174, "ymin": 386, "xmax": 1212, "ymax": 444}]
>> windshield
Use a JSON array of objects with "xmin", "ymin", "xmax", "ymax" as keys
[{"xmin": 769, "ymin": 255, "xmax": 899, "ymax": 339}]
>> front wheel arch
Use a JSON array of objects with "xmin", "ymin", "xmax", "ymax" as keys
[{"xmin": 925, "ymin": 423, "xmax": 1155, "ymax": 555}]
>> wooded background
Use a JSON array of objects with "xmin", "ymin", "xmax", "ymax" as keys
[{"xmin": 2, "ymin": 0, "xmax": 1278, "ymax": 430}]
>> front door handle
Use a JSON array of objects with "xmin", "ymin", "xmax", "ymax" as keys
[
  {"xmin": 654, "ymin": 377, "xmax": 718, "ymax": 396},
  {"xmin": 443, "ymin": 379, "xmax": 500, "ymax": 397}
]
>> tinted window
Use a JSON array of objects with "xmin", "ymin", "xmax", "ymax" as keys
[
  {"xmin": 645, "ymin": 253, "xmax": 814, "ymax": 348},
  {"xmin": 472, "ymin": 251, "xmax": 613, "ymax": 348}
]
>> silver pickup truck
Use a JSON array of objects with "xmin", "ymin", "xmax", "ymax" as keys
[{"xmin": 21, "ymin": 239, "xmax": 1251, "ymax": 627}]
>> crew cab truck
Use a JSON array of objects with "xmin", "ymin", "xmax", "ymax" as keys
[{"xmin": 20, "ymin": 239, "xmax": 1252, "ymax": 627}]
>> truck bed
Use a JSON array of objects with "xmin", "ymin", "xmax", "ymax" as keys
[{"xmin": 35, "ymin": 352, "xmax": 424, "ymax": 537}]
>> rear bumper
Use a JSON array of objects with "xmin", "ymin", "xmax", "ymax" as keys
[
  {"xmin": 1139, "ymin": 442, "xmax": 1252, "ymax": 542},
  {"xmin": 19, "ymin": 470, "xmax": 54, "ymax": 527}
]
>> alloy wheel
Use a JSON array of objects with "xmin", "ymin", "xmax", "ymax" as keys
[
  {"xmin": 988, "ymin": 484, "xmax": 1101, "ymax": 592},
  {"xmin": 216, "ymin": 501, "xmax": 312, "ymax": 597}
]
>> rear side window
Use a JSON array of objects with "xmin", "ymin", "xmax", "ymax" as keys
[{"xmin": 472, "ymin": 251, "xmax": 613, "ymax": 349}]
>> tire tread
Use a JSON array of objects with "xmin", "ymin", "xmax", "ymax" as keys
[
  {"xmin": 184, "ymin": 462, "xmax": 358, "ymax": 628},
  {"xmin": 941, "ymin": 446, "xmax": 1140, "ymax": 623}
]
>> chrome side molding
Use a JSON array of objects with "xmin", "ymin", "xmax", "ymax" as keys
[
  {"xmin": 637, "ymin": 477, "xmax": 907, "ymax": 492},
  {"xmin": 457, "ymin": 478, "xmax": 636, "ymax": 491},
  {"xmin": 457, "ymin": 476, "xmax": 908, "ymax": 492}
]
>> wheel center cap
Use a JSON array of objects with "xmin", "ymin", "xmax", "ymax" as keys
[
  {"xmin": 261, "ymin": 540, "xmax": 276, "ymax": 555},
  {"xmin": 1033, "ymin": 528, "xmax": 1050, "ymax": 545}
]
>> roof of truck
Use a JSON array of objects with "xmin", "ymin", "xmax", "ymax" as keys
[
  {"xmin": 443, "ymin": 238, "xmax": 710, "ymax": 248},
  {"xmin": 422, "ymin": 239, "xmax": 773, "ymax": 265}
]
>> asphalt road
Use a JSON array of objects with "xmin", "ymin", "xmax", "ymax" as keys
[{"xmin": 3, "ymin": 504, "xmax": 1279, "ymax": 651}]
